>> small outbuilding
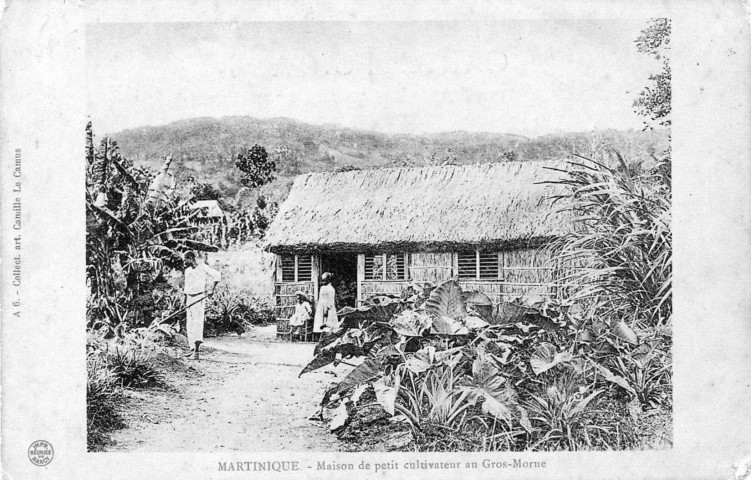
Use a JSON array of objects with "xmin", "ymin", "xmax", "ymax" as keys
[
  {"xmin": 263, "ymin": 161, "xmax": 571, "ymax": 321},
  {"xmin": 189, "ymin": 199, "xmax": 227, "ymax": 246}
]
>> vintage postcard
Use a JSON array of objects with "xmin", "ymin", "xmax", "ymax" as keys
[{"xmin": 1, "ymin": 0, "xmax": 750, "ymax": 479}]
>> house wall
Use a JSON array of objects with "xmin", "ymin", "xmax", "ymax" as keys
[
  {"xmin": 273, "ymin": 254, "xmax": 318, "ymax": 321},
  {"xmin": 273, "ymin": 247, "xmax": 563, "ymax": 316}
]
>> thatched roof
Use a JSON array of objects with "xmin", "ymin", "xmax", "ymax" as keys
[
  {"xmin": 264, "ymin": 161, "xmax": 571, "ymax": 254},
  {"xmin": 190, "ymin": 200, "xmax": 225, "ymax": 218}
]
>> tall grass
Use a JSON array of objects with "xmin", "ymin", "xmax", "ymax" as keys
[
  {"xmin": 86, "ymin": 352, "xmax": 125, "ymax": 451},
  {"xmin": 546, "ymin": 149, "xmax": 671, "ymax": 327}
]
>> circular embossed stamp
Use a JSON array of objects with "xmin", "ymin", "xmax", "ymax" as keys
[{"xmin": 28, "ymin": 440, "xmax": 54, "ymax": 466}]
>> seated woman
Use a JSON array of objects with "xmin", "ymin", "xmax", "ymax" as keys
[{"xmin": 289, "ymin": 291, "xmax": 312, "ymax": 338}]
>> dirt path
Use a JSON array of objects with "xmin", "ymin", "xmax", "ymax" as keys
[{"xmin": 108, "ymin": 326, "xmax": 353, "ymax": 452}]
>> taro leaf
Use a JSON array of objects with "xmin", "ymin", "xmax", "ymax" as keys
[
  {"xmin": 529, "ymin": 342, "xmax": 573, "ymax": 376},
  {"xmin": 472, "ymin": 354, "xmax": 506, "ymax": 394},
  {"xmin": 613, "ymin": 320, "xmax": 639, "ymax": 345},
  {"xmin": 570, "ymin": 390, "xmax": 603, "ymax": 417},
  {"xmin": 568, "ymin": 357, "xmax": 592, "ymax": 375},
  {"xmin": 519, "ymin": 294, "xmax": 547, "ymax": 310},
  {"xmin": 464, "ymin": 315, "xmax": 489, "ymax": 330},
  {"xmin": 301, "ymin": 343, "xmax": 365, "ymax": 376},
  {"xmin": 464, "ymin": 291, "xmax": 494, "ymax": 321},
  {"xmin": 362, "ymin": 336, "xmax": 386, "ymax": 355},
  {"xmin": 491, "ymin": 342, "xmax": 514, "ymax": 364},
  {"xmin": 391, "ymin": 310, "xmax": 433, "ymax": 337},
  {"xmin": 350, "ymin": 384, "xmax": 369, "ymax": 405},
  {"xmin": 405, "ymin": 346, "xmax": 435, "ymax": 374},
  {"xmin": 465, "ymin": 352, "xmax": 513, "ymax": 421},
  {"xmin": 333, "ymin": 343, "xmax": 366, "ymax": 366},
  {"xmin": 425, "ymin": 280, "xmax": 467, "ymax": 319},
  {"xmin": 463, "ymin": 291, "xmax": 493, "ymax": 306},
  {"xmin": 373, "ymin": 374, "xmax": 400, "ymax": 416},
  {"xmin": 479, "ymin": 393, "xmax": 514, "ymax": 422},
  {"xmin": 320, "ymin": 386, "xmax": 338, "ymax": 407},
  {"xmin": 314, "ymin": 329, "xmax": 346, "ymax": 356},
  {"xmin": 329, "ymin": 400, "xmax": 350, "ymax": 432},
  {"xmin": 496, "ymin": 334, "xmax": 523, "ymax": 344},
  {"xmin": 532, "ymin": 315, "xmax": 560, "ymax": 333},
  {"xmin": 432, "ymin": 316, "xmax": 469, "ymax": 335},
  {"xmin": 594, "ymin": 364, "xmax": 637, "ymax": 396},
  {"xmin": 335, "ymin": 356, "xmax": 381, "ymax": 393},
  {"xmin": 463, "ymin": 382, "xmax": 526, "ymax": 428},
  {"xmin": 515, "ymin": 322, "xmax": 538, "ymax": 333},
  {"xmin": 299, "ymin": 349, "xmax": 337, "ymax": 377},
  {"xmin": 370, "ymin": 295, "xmax": 402, "ymax": 306},
  {"xmin": 493, "ymin": 301, "xmax": 530, "ymax": 325}
]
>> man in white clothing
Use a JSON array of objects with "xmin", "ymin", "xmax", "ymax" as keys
[{"xmin": 183, "ymin": 251, "xmax": 221, "ymax": 360}]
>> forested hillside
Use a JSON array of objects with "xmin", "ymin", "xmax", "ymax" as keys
[{"xmin": 109, "ymin": 116, "xmax": 669, "ymax": 208}]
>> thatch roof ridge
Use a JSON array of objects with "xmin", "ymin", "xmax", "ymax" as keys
[{"xmin": 265, "ymin": 160, "xmax": 571, "ymax": 254}]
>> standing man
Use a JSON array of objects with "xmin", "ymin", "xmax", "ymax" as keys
[
  {"xmin": 183, "ymin": 251, "xmax": 221, "ymax": 360},
  {"xmin": 314, "ymin": 272, "xmax": 339, "ymax": 334}
]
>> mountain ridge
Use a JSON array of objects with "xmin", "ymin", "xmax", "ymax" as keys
[{"xmin": 102, "ymin": 115, "xmax": 669, "ymax": 209}]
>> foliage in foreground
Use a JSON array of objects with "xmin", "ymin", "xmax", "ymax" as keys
[
  {"xmin": 86, "ymin": 350, "xmax": 125, "ymax": 451},
  {"xmin": 86, "ymin": 315, "xmax": 182, "ymax": 451},
  {"xmin": 301, "ymin": 278, "xmax": 672, "ymax": 451}
]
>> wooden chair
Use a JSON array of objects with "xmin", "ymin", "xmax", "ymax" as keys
[
  {"xmin": 292, "ymin": 320, "xmax": 314, "ymax": 343},
  {"xmin": 276, "ymin": 318, "xmax": 292, "ymax": 341}
]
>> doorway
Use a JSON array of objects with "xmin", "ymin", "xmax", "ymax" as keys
[{"xmin": 320, "ymin": 253, "xmax": 358, "ymax": 308}]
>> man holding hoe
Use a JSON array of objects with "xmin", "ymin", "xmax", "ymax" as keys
[{"xmin": 183, "ymin": 251, "xmax": 221, "ymax": 360}]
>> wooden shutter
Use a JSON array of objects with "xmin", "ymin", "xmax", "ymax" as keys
[
  {"xmin": 280, "ymin": 256, "xmax": 295, "ymax": 282},
  {"xmin": 457, "ymin": 252, "xmax": 476, "ymax": 279},
  {"xmin": 478, "ymin": 251, "xmax": 499, "ymax": 279},
  {"xmin": 297, "ymin": 255, "xmax": 312, "ymax": 281}
]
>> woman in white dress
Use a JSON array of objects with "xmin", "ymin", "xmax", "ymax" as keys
[{"xmin": 313, "ymin": 272, "xmax": 339, "ymax": 333}]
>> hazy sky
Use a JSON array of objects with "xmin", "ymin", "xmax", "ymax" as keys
[{"xmin": 86, "ymin": 20, "xmax": 660, "ymax": 136}]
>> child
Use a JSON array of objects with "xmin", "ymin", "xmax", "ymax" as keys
[{"xmin": 289, "ymin": 291, "xmax": 312, "ymax": 338}]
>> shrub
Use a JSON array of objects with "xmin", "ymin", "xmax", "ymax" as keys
[
  {"xmin": 205, "ymin": 286, "xmax": 276, "ymax": 335},
  {"xmin": 546, "ymin": 150, "xmax": 671, "ymax": 327},
  {"xmin": 205, "ymin": 286, "xmax": 244, "ymax": 335},
  {"xmin": 524, "ymin": 371, "xmax": 606, "ymax": 451},
  {"xmin": 86, "ymin": 351, "xmax": 124, "ymax": 451},
  {"xmin": 106, "ymin": 347, "xmax": 163, "ymax": 388}
]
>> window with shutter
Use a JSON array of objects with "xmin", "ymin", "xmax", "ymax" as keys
[
  {"xmin": 478, "ymin": 251, "xmax": 499, "ymax": 279},
  {"xmin": 280, "ymin": 255, "xmax": 295, "ymax": 282},
  {"xmin": 297, "ymin": 255, "xmax": 312, "ymax": 281},
  {"xmin": 365, "ymin": 253, "xmax": 407, "ymax": 280},
  {"xmin": 457, "ymin": 252, "xmax": 476, "ymax": 279},
  {"xmin": 457, "ymin": 250, "xmax": 499, "ymax": 279}
]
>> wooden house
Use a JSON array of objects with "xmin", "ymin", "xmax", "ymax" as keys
[
  {"xmin": 263, "ymin": 161, "xmax": 571, "ymax": 321},
  {"xmin": 189, "ymin": 199, "xmax": 227, "ymax": 246}
]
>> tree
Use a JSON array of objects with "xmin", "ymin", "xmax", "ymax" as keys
[
  {"xmin": 85, "ymin": 123, "xmax": 217, "ymax": 326},
  {"xmin": 190, "ymin": 182, "xmax": 222, "ymax": 201},
  {"xmin": 633, "ymin": 18, "xmax": 671, "ymax": 129},
  {"xmin": 500, "ymin": 150, "xmax": 518, "ymax": 162},
  {"xmin": 235, "ymin": 144, "xmax": 276, "ymax": 189}
]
